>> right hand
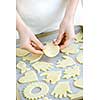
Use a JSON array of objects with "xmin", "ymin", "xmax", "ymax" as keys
[{"xmin": 19, "ymin": 27, "xmax": 44, "ymax": 54}]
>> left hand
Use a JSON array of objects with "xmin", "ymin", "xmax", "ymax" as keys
[{"xmin": 54, "ymin": 17, "xmax": 76, "ymax": 49}]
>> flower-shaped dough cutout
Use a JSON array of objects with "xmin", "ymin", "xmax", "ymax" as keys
[
  {"xmin": 63, "ymin": 66, "xmax": 80, "ymax": 79},
  {"xmin": 68, "ymin": 90, "xmax": 83, "ymax": 100},
  {"xmin": 56, "ymin": 56, "xmax": 75, "ymax": 68},
  {"xmin": 18, "ymin": 70, "xmax": 38, "ymax": 83},
  {"xmin": 41, "ymin": 71, "xmax": 62, "ymax": 84},
  {"xmin": 74, "ymin": 79, "xmax": 83, "ymax": 89},
  {"xmin": 23, "ymin": 53, "xmax": 43, "ymax": 63},
  {"xmin": 51, "ymin": 81, "xmax": 72, "ymax": 98},
  {"xmin": 76, "ymin": 52, "xmax": 83, "ymax": 64},
  {"xmin": 23, "ymin": 82, "xmax": 49, "ymax": 100},
  {"xmin": 61, "ymin": 44, "xmax": 79, "ymax": 55},
  {"xmin": 32, "ymin": 61, "xmax": 53, "ymax": 73},
  {"xmin": 75, "ymin": 32, "xmax": 83, "ymax": 43},
  {"xmin": 43, "ymin": 42, "xmax": 60, "ymax": 57},
  {"xmin": 16, "ymin": 48, "xmax": 30, "ymax": 57},
  {"xmin": 16, "ymin": 61, "xmax": 30, "ymax": 74}
]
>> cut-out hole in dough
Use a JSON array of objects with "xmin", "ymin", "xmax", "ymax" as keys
[
  {"xmin": 16, "ymin": 48, "xmax": 30, "ymax": 57},
  {"xmin": 16, "ymin": 61, "xmax": 30, "ymax": 74},
  {"xmin": 43, "ymin": 42, "xmax": 60, "ymax": 57},
  {"xmin": 61, "ymin": 44, "xmax": 79, "ymax": 55},
  {"xmin": 51, "ymin": 81, "xmax": 72, "ymax": 98},
  {"xmin": 32, "ymin": 61, "xmax": 53, "ymax": 73},
  {"xmin": 56, "ymin": 56, "xmax": 75, "ymax": 68},
  {"xmin": 41, "ymin": 71, "xmax": 61, "ymax": 84},
  {"xmin": 23, "ymin": 82, "xmax": 49, "ymax": 100},
  {"xmin": 18, "ymin": 70, "xmax": 38, "ymax": 83},
  {"xmin": 63, "ymin": 66, "xmax": 80, "ymax": 79},
  {"xmin": 23, "ymin": 53, "xmax": 43, "ymax": 63}
]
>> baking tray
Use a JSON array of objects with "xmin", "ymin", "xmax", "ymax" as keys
[{"xmin": 16, "ymin": 25, "xmax": 83, "ymax": 100}]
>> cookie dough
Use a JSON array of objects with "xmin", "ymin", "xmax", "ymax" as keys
[
  {"xmin": 23, "ymin": 53, "xmax": 43, "ymax": 63},
  {"xmin": 61, "ymin": 44, "xmax": 79, "ymax": 55},
  {"xmin": 56, "ymin": 56, "xmax": 75, "ymax": 68},
  {"xmin": 32, "ymin": 61, "xmax": 53, "ymax": 73},
  {"xmin": 76, "ymin": 52, "xmax": 83, "ymax": 64},
  {"xmin": 16, "ymin": 48, "xmax": 30, "ymax": 57},
  {"xmin": 51, "ymin": 81, "xmax": 72, "ymax": 98},
  {"xmin": 75, "ymin": 32, "xmax": 83, "ymax": 43},
  {"xmin": 43, "ymin": 42, "xmax": 60, "ymax": 57},
  {"xmin": 23, "ymin": 82, "xmax": 49, "ymax": 100},
  {"xmin": 74, "ymin": 79, "xmax": 83, "ymax": 89},
  {"xmin": 16, "ymin": 61, "xmax": 30, "ymax": 74},
  {"xmin": 18, "ymin": 70, "xmax": 38, "ymax": 83},
  {"xmin": 41, "ymin": 71, "xmax": 61, "ymax": 84}
]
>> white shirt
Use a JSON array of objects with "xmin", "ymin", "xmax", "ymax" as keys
[{"xmin": 16, "ymin": 0, "xmax": 83, "ymax": 37}]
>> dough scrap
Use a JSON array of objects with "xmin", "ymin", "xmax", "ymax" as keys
[
  {"xmin": 68, "ymin": 90, "xmax": 83, "ymax": 100},
  {"xmin": 56, "ymin": 56, "xmax": 75, "ymax": 68},
  {"xmin": 75, "ymin": 32, "xmax": 83, "ymax": 43},
  {"xmin": 41, "ymin": 71, "xmax": 61, "ymax": 84},
  {"xmin": 76, "ymin": 52, "xmax": 83, "ymax": 64},
  {"xmin": 16, "ymin": 61, "xmax": 30, "ymax": 74},
  {"xmin": 23, "ymin": 82, "xmax": 49, "ymax": 100},
  {"xmin": 61, "ymin": 44, "xmax": 79, "ymax": 55},
  {"xmin": 74, "ymin": 79, "xmax": 83, "ymax": 89},
  {"xmin": 32, "ymin": 61, "xmax": 53, "ymax": 73},
  {"xmin": 43, "ymin": 42, "xmax": 60, "ymax": 57},
  {"xmin": 23, "ymin": 53, "xmax": 43, "ymax": 63},
  {"xmin": 18, "ymin": 70, "xmax": 38, "ymax": 83},
  {"xmin": 43, "ymin": 97, "xmax": 52, "ymax": 100},
  {"xmin": 63, "ymin": 66, "xmax": 80, "ymax": 79},
  {"xmin": 16, "ymin": 48, "xmax": 30, "ymax": 57},
  {"xmin": 51, "ymin": 81, "xmax": 72, "ymax": 98}
]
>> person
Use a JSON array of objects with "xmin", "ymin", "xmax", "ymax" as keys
[{"xmin": 16, "ymin": 0, "xmax": 81, "ymax": 54}]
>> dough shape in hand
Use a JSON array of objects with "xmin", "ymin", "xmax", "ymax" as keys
[
  {"xmin": 23, "ymin": 82, "xmax": 49, "ymax": 100},
  {"xmin": 32, "ymin": 61, "xmax": 53, "ymax": 73},
  {"xmin": 68, "ymin": 90, "xmax": 83, "ymax": 100},
  {"xmin": 51, "ymin": 81, "xmax": 72, "ymax": 98},
  {"xmin": 75, "ymin": 32, "xmax": 83, "ymax": 43},
  {"xmin": 43, "ymin": 42, "xmax": 60, "ymax": 57},
  {"xmin": 76, "ymin": 52, "xmax": 83, "ymax": 64},
  {"xmin": 16, "ymin": 48, "xmax": 30, "ymax": 57},
  {"xmin": 23, "ymin": 53, "xmax": 43, "ymax": 63},
  {"xmin": 74, "ymin": 79, "xmax": 83, "ymax": 89},
  {"xmin": 61, "ymin": 44, "xmax": 79, "ymax": 55},
  {"xmin": 16, "ymin": 61, "xmax": 30, "ymax": 74},
  {"xmin": 41, "ymin": 71, "xmax": 61, "ymax": 84},
  {"xmin": 56, "ymin": 56, "xmax": 75, "ymax": 68},
  {"xmin": 18, "ymin": 70, "xmax": 38, "ymax": 83},
  {"xmin": 63, "ymin": 66, "xmax": 80, "ymax": 79}
]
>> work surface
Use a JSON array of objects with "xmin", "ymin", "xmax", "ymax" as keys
[{"xmin": 16, "ymin": 26, "xmax": 83, "ymax": 100}]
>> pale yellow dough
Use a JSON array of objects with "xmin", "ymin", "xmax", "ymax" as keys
[
  {"xmin": 32, "ymin": 61, "xmax": 53, "ymax": 73},
  {"xmin": 43, "ymin": 42, "xmax": 60, "ymax": 57},
  {"xmin": 16, "ymin": 48, "xmax": 30, "ymax": 57},
  {"xmin": 41, "ymin": 71, "xmax": 61, "ymax": 84},
  {"xmin": 51, "ymin": 81, "xmax": 72, "ymax": 98},
  {"xmin": 16, "ymin": 61, "xmax": 30, "ymax": 74},
  {"xmin": 74, "ymin": 79, "xmax": 83, "ymax": 89},
  {"xmin": 56, "ymin": 56, "xmax": 75, "ymax": 68},
  {"xmin": 68, "ymin": 90, "xmax": 83, "ymax": 100},
  {"xmin": 76, "ymin": 52, "xmax": 83, "ymax": 64},
  {"xmin": 61, "ymin": 44, "xmax": 79, "ymax": 55},
  {"xmin": 23, "ymin": 53, "xmax": 43, "ymax": 63},
  {"xmin": 75, "ymin": 32, "xmax": 83, "ymax": 43},
  {"xmin": 23, "ymin": 82, "xmax": 49, "ymax": 100},
  {"xmin": 43, "ymin": 97, "xmax": 52, "ymax": 100},
  {"xmin": 18, "ymin": 70, "xmax": 38, "ymax": 83},
  {"xmin": 63, "ymin": 66, "xmax": 80, "ymax": 79}
]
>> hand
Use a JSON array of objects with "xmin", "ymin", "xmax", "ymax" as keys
[
  {"xmin": 54, "ymin": 17, "xmax": 76, "ymax": 49},
  {"xmin": 19, "ymin": 27, "xmax": 44, "ymax": 54}
]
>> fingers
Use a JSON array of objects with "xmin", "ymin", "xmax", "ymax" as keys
[
  {"xmin": 31, "ymin": 36, "xmax": 44, "ymax": 50},
  {"xmin": 21, "ymin": 44, "xmax": 43, "ymax": 54},
  {"xmin": 54, "ymin": 28, "xmax": 64, "ymax": 45}
]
